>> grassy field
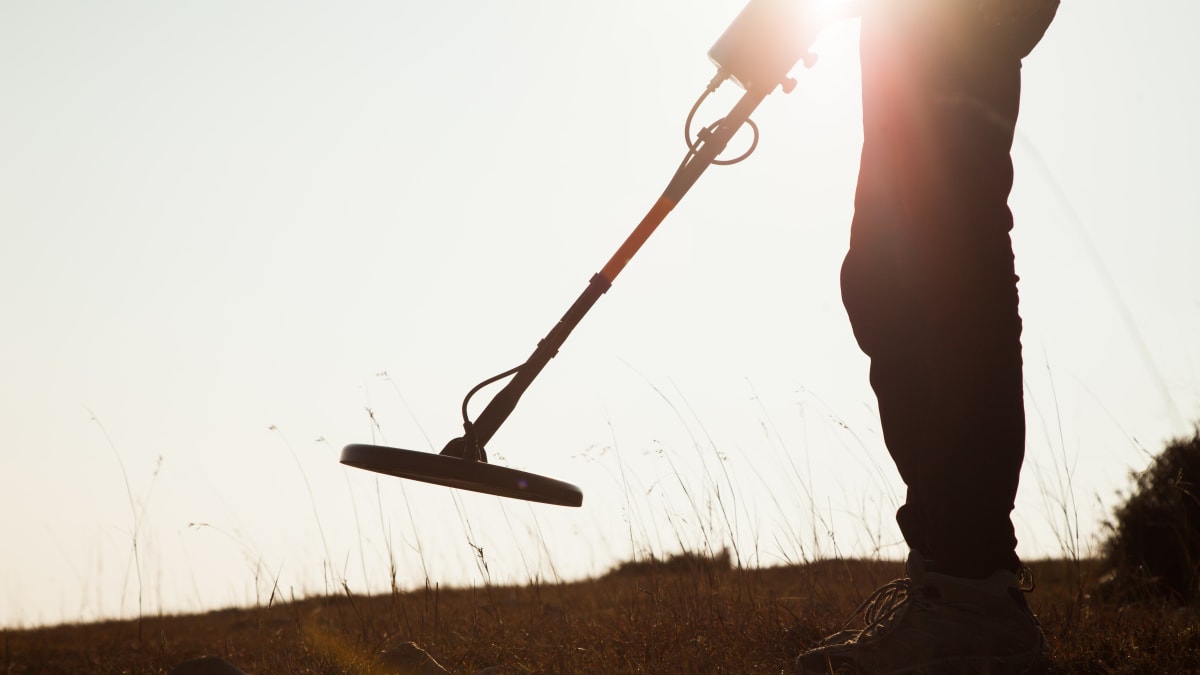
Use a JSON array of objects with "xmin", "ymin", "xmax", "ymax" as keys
[{"xmin": 5, "ymin": 554, "xmax": 1198, "ymax": 674}]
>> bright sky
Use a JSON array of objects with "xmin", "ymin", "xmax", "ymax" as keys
[{"xmin": 2, "ymin": 1, "xmax": 1197, "ymax": 628}]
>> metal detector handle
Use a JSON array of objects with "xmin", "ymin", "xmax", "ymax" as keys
[{"xmin": 445, "ymin": 83, "xmax": 774, "ymax": 459}]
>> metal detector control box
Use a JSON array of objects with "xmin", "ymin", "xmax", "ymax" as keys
[{"xmin": 708, "ymin": 0, "xmax": 816, "ymax": 92}]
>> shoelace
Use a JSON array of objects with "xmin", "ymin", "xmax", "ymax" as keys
[
  {"xmin": 855, "ymin": 578, "xmax": 916, "ymax": 638},
  {"xmin": 817, "ymin": 577, "xmax": 915, "ymax": 646},
  {"xmin": 1017, "ymin": 566, "xmax": 1036, "ymax": 592}
]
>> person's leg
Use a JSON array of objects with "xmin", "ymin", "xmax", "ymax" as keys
[
  {"xmin": 794, "ymin": 3, "xmax": 1059, "ymax": 673},
  {"xmin": 840, "ymin": 0, "xmax": 1031, "ymax": 578}
]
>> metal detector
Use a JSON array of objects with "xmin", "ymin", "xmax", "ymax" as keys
[{"xmin": 341, "ymin": 0, "xmax": 854, "ymax": 507}]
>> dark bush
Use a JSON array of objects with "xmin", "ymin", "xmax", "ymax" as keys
[
  {"xmin": 1099, "ymin": 426, "xmax": 1200, "ymax": 604},
  {"xmin": 605, "ymin": 548, "xmax": 733, "ymax": 578}
]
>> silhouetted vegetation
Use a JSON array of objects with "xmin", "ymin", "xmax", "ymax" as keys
[
  {"xmin": 7, "ymin": 555, "xmax": 1200, "ymax": 673},
  {"xmin": 1100, "ymin": 425, "xmax": 1200, "ymax": 604},
  {"xmin": 605, "ymin": 548, "xmax": 733, "ymax": 578}
]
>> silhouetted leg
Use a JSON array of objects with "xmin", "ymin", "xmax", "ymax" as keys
[{"xmin": 840, "ymin": 2, "xmax": 1054, "ymax": 577}]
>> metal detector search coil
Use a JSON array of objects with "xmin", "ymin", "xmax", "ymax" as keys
[
  {"xmin": 340, "ymin": 0, "xmax": 846, "ymax": 506},
  {"xmin": 340, "ymin": 444, "xmax": 583, "ymax": 507}
]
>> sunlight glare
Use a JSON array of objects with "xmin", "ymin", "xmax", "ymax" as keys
[{"xmin": 807, "ymin": 0, "xmax": 862, "ymax": 62}]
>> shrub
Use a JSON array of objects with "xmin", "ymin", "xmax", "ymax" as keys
[
  {"xmin": 605, "ymin": 548, "xmax": 733, "ymax": 578},
  {"xmin": 1099, "ymin": 425, "xmax": 1200, "ymax": 604}
]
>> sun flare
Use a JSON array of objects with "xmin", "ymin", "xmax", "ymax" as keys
[{"xmin": 801, "ymin": 0, "xmax": 862, "ymax": 70}]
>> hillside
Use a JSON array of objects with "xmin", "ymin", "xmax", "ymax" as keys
[{"xmin": 5, "ymin": 555, "xmax": 1197, "ymax": 673}]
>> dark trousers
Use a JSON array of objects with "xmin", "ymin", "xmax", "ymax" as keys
[{"xmin": 841, "ymin": 1, "xmax": 1058, "ymax": 577}]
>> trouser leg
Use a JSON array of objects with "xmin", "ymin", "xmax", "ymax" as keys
[{"xmin": 839, "ymin": 2, "xmax": 1052, "ymax": 577}]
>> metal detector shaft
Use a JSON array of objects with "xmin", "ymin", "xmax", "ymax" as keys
[{"xmin": 444, "ymin": 83, "xmax": 775, "ymax": 460}]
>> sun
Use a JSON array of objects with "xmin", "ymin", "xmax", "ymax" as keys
[
  {"xmin": 807, "ymin": 0, "xmax": 863, "ymax": 55},
  {"xmin": 806, "ymin": 0, "xmax": 862, "ymax": 16}
]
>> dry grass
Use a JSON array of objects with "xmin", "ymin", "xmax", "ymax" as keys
[{"xmin": 6, "ymin": 554, "xmax": 1199, "ymax": 674}]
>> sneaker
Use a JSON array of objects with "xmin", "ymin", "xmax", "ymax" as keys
[{"xmin": 794, "ymin": 552, "xmax": 1047, "ymax": 674}]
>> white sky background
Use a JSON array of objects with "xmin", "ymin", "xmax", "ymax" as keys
[{"xmin": 1, "ymin": 0, "xmax": 1197, "ymax": 627}]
